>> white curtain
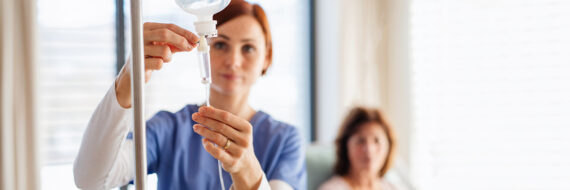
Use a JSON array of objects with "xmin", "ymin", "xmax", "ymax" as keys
[
  {"xmin": 314, "ymin": 0, "xmax": 389, "ymax": 142},
  {"xmin": 339, "ymin": 0, "xmax": 388, "ymax": 111},
  {"xmin": 0, "ymin": 0, "xmax": 39, "ymax": 189}
]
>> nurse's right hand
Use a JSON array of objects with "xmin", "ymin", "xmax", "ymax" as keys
[{"xmin": 115, "ymin": 22, "xmax": 199, "ymax": 108}]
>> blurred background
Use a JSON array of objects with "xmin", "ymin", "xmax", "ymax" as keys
[{"xmin": 1, "ymin": 0, "xmax": 570, "ymax": 189}]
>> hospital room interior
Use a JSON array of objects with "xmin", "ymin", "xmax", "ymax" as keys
[{"xmin": 1, "ymin": 0, "xmax": 569, "ymax": 189}]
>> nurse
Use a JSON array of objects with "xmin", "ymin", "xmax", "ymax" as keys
[{"xmin": 73, "ymin": 0, "xmax": 306, "ymax": 189}]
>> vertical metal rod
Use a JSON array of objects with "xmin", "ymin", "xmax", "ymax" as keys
[
  {"xmin": 115, "ymin": 0, "xmax": 126, "ymax": 75},
  {"xmin": 130, "ymin": 0, "xmax": 147, "ymax": 189}
]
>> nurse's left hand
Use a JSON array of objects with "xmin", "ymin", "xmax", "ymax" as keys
[{"xmin": 191, "ymin": 106, "xmax": 263, "ymax": 190}]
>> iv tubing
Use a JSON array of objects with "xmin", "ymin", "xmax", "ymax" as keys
[{"xmin": 198, "ymin": 36, "xmax": 225, "ymax": 190}]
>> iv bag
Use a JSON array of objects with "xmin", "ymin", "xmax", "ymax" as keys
[{"xmin": 175, "ymin": 0, "xmax": 231, "ymax": 37}]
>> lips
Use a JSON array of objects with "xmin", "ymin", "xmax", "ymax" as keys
[{"xmin": 220, "ymin": 73, "xmax": 240, "ymax": 81}]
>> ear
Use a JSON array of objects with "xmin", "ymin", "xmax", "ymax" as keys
[{"xmin": 261, "ymin": 57, "xmax": 272, "ymax": 76}]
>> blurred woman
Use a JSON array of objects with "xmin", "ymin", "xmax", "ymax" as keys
[{"xmin": 319, "ymin": 107, "xmax": 396, "ymax": 190}]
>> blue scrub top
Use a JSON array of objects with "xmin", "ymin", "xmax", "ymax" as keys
[{"xmin": 131, "ymin": 104, "xmax": 307, "ymax": 190}]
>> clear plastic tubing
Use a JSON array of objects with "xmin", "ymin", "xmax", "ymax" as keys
[
  {"xmin": 197, "ymin": 36, "xmax": 211, "ymax": 106},
  {"xmin": 197, "ymin": 35, "xmax": 224, "ymax": 189}
]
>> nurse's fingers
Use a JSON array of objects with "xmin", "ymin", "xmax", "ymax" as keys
[
  {"xmin": 192, "ymin": 113, "xmax": 248, "ymax": 147},
  {"xmin": 193, "ymin": 124, "xmax": 243, "ymax": 156},
  {"xmin": 144, "ymin": 45, "xmax": 172, "ymax": 63},
  {"xmin": 144, "ymin": 29, "xmax": 193, "ymax": 52},
  {"xmin": 202, "ymin": 139, "xmax": 234, "ymax": 167},
  {"xmin": 198, "ymin": 106, "xmax": 252, "ymax": 133},
  {"xmin": 143, "ymin": 22, "xmax": 199, "ymax": 47},
  {"xmin": 145, "ymin": 57, "xmax": 164, "ymax": 70},
  {"xmin": 149, "ymin": 42, "xmax": 186, "ymax": 53}
]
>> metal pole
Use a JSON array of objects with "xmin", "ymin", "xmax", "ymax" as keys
[
  {"xmin": 115, "ymin": 0, "xmax": 126, "ymax": 75},
  {"xmin": 130, "ymin": 0, "xmax": 147, "ymax": 189}
]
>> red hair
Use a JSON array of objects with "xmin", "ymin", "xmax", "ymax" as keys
[{"xmin": 214, "ymin": 0, "xmax": 273, "ymax": 75}]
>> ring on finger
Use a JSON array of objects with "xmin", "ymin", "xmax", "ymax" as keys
[{"xmin": 223, "ymin": 138, "xmax": 232, "ymax": 150}]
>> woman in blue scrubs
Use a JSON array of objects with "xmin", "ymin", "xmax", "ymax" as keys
[{"xmin": 73, "ymin": 0, "xmax": 306, "ymax": 189}]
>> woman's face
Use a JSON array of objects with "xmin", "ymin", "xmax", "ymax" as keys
[
  {"xmin": 209, "ymin": 15, "xmax": 269, "ymax": 96},
  {"xmin": 347, "ymin": 122, "xmax": 390, "ymax": 176}
]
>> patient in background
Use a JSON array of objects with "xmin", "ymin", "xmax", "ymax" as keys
[{"xmin": 319, "ymin": 107, "xmax": 397, "ymax": 190}]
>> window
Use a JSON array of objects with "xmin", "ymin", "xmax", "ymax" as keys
[
  {"xmin": 37, "ymin": 0, "xmax": 116, "ymax": 189},
  {"xmin": 409, "ymin": 0, "xmax": 570, "ymax": 189},
  {"xmin": 247, "ymin": 0, "xmax": 312, "ymax": 141}
]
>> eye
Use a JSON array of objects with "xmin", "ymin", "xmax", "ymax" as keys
[
  {"xmin": 242, "ymin": 44, "xmax": 256, "ymax": 53},
  {"xmin": 357, "ymin": 138, "xmax": 366, "ymax": 145},
  {"xmin": 213, "ymin": 41, "xmax": 227, "ymax": 50},
  {"xmin": 374, "ymin": 137, "xmax": 380, "ymax": 144}
]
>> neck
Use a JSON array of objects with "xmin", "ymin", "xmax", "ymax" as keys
[
  {"xmin": 344, "ymin": 169, "xmax": 379, "ymax": 190},
  {"xmin": 208, "ymin": 88, "xmax": 256, "ymax": 121}
]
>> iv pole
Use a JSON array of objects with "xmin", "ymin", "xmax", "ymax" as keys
[{"xmin": 130, "ymin": 0, "xmax": 147, "ymax": 189}]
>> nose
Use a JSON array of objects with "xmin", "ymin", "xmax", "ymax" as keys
[
  {"xmin": 223, "ymin": 48, "xmax": 242, "ymax": 68},
  {"xmin": 362, "ymin": 140, "xmax": 376, "ymax": 154}
]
